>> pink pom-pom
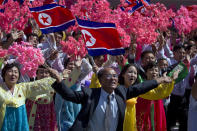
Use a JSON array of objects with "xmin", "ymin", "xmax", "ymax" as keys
[
  {"xmin": 0, "ymin": 48, "xmax": 8, "ymax": 58},
  {"xmin": 174, "ymin": 6, "xmax": 193, "ymax": 35},
  {"xmin": 61, "ymin": 36, "xmax": 87, "ymax": 60},
  {"xmin": 8, "ymin": 42, "xmax": 45, "ymax": 78}
]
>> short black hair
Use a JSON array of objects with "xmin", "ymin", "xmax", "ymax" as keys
[
  {"xmin": 93, "ymin": 55, "xmax": 103, "ymax": 60},
  {"xmin": 194, "ymin": 35, "xmax": 197, "ymax": 42},
  {"xmin": 141, "ymin": 50, "xmax": 154, "ymax": 60},
  {"xmin": 97, "ymin": 68, "xmax": 105, "ymax": 82},
  {"xmin": 26, "ymin": 33, "xmax": 39, "ymax": 42},
  {"xmin": 118, "ymin": 64, "xmax": 139, "ymax": 85},
  {"xmin": 144, "ymin": 62, "xmax": 158, "ymax": 73},
  {"xmin": 157, "ymin": 58, "xmax": 167, "ymax": 63},
  {"xmin": 124, "ymin": 47, "xmax": 130, "ymax": 51},
  {"xmin": 5, "ymin": 33, "xmax": 12, "ymax": 40},
  {"xmin": 97, "ymin": 68, "xmax": 114, "ymax": 82},
  {"xmin": 36, "ymin": 64, "xmax": 51, "ymax": 74},
  {"xmin": 185, "ymin": 44, "xmax": 193, "ymax": 51},
  {"xmin": 55, "ymin": 31, "xmax": 64, "ymax": 37},
  {"xmin": 38, "ymin": 35, "xmax": 45, "ymax": 43},
  {"xmin": 2, "ymin": 63, "xmax": 21, "ymax": 82},
  {"xmin": 63, "ymin": 57, "xmax": 71, "ymax": 68},
  {"xmin": 173, "ymin": 44, "xmax": 185, "ymax": 52}
]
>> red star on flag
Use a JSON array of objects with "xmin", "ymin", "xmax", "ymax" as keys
[
  {"xmin": 85, "ymin": 33, "xmax": 91, "ymax": 43},
  {"xmin": 41, "ymin": 15, "xmax": 49, "ymax": 24}
]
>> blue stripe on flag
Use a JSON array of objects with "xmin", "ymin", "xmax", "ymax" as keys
[
  {"xmin": 77, "ymin": 18, "xmax": 116, "ymax": 29},
  {"xmin": 18, "ymin": 0, "xmax": 24, "ymax": 4},
  {"xmin": 87, "ymin": 48, "xmax": 125, "ymax": 56},
  {"xmin": 121, "ymin": 0, "xmax": 150, "ymax": 14},
  {"xmin": 125, "ymin": 0, "xmax": 132, "ymax": 4},
  {"xmin": 29, "ymin": 4, "xmax": 65, "ymax": 12},
  {"xmin": 40, "ymin": 20, "xmax": 75, "ymax": 34},
  {"xmin": 128, "ymin": 3, "xmax": 143, "ymax": 14},
  {"xmin": 2, "ymin": 0, "xmax": 8, "ymax": 4},
  {"xmin": 143, "ymin": 0, "xmax": 150, "ymax": 4},
  {"xmin": 120, "ymin": 7, "xmax": 125, "ymax": 11}
]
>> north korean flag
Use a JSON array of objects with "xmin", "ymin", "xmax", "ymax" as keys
[
  {"xmin": 0, "ymin": 0, "xmax": 7, "ymax": 5},
  {"xmin": 30, "ymin": 4, "xmax": 75, "ymax": 34},
  {"xmin": 0, "ymin": 0, "xmax": 7, "ymax": 12},
  {"xmin": 77, "ymin": 18, "xmax": 125, "ymax": 56},
  {"xmin": 121, "ymin": 0, "xmax": 150, "ymax": 14}
]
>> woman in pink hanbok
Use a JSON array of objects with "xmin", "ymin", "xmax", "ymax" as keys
[{"xmin": 26, "ymin": 65, "xmax": 57, "ymax": 131}]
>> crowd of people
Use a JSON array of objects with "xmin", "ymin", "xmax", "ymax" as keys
[{"xmin": 0, "ymin": 1, "xmax": 197, "ymax": 131}]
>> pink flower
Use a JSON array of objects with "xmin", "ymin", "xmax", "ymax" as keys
[
  {"xmin": 0, "ymin": 48, "xmax": 8, "ymax": 58},
  {"xmin": 174, "ymin": 6, "xmax": 193, "ymax": 35},
  {"xmin": 8, "ymin": 42, "xmax": 45, "ymax": 78},
  {"xmin": 61, "ymin": 36, "xmax": 87, "ymax": 60}
]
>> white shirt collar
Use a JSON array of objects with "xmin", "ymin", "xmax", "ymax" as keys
[{"xmin": 101, "ymin": 88, "xmax": 115, "ymax": 100}]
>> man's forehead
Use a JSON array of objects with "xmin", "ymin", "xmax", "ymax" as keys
[
  {"xmin": 145, "ymin": 53, "xmax": 154, "ymax": 57},
  {"xmin": 30, "ymin": 36, "xmax": 38, "ymax": 40},
  {"xmin": 159, "ymin": 59, "xmax": 168, "ymax": 63},
  {"xmin": 148, "ymin": 67, "xmax": 159, "ymax": 70},
  {"xmin": 103, "ymin": 68, "xmax": 116, "ymax": 74}
]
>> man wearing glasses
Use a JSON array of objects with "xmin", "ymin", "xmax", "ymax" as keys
[{"xmin": 50, "ymin": 67, "xmax": 171, "ymax": 131}]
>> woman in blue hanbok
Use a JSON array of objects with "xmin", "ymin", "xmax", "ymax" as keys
[
  {"xmin": 55, "ymin": 57, "xmax": 92, "ymax": 131},
  {"xmin": 0, "ymin": 63, "xmax": 55, "ymax": 131}
]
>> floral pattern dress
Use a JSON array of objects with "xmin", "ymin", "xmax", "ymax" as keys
[{"xmin": 26, "ymin": 82, "xmax": 57, "ymax": 131}]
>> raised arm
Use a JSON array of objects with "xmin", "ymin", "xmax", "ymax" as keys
[
  {"xmin": 49, "ymin": 68, "xmax": 86, "ymax": 104},
  {"xmin": 126, "ymin": 76, "xmax": 172, "ymax": 99},
  {"xmin": 52, "ymin": 81, "xmax": 85, "ymax": 104},
  {"xmin": 139, "ymin": 81, "xmax": 175, "ymax": 100},
  {"xmin": 63, "ymin": 67, "xmax": 81, "ymax": 88},
  {"xmin": 139, "ymin": 70, "xmax": 179, "ymax": 100},
  {"xmin": 20, "ymin": 77, "xmax": 55, "ymax": 99},
  {"xmin": 126, "ymin": 80, "xmax": 158, "ymax": 99}
]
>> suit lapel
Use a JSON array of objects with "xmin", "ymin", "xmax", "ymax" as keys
[
  {"xmin": 115, "ymin": 94, "xmax": 125, "ymax": 119},
  {"xmin": 89, "ymin": 88, "xmax": 101, "ymax": 119},
  {"xmin": 115, "ymin": 94, "xmax": 125, "ymax": 130}
]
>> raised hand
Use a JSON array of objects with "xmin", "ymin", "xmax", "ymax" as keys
[
  {"xmin": 11, "ymin": 30, "xmax": 20, "ymax": 40},
  {"xmin": 92, "ymin": 65, "xmax": 99, "ymax": 74},
  {"xmin": 75, "ymin": 56, "xmax": 82, "ymax": 68},
  {"xmin": 158, "ymin": 33, "xmax": 166, "ymax": 51},
  {"xmin": 62, "ymin": 69, "xmax": 71, "ymax": 80},
  {"xmin": 162, "ymin": 72, "xmax": 172, "ymax": 83},
  {"xmin": 47, "ymin": 68, "xmax": 62, "ymax": 83},
  {"xmin": 18, "ymin": 31, "xmax": 24, "ymax": 39},
  {"xmin": 172, "ymin": 69, "xmax": 181, "ymax": 80},
  {"xmin": 155, "ymin": 72, "xmax": 172, "ymax": 84},
  {"xmin": 48, "ymin": 50, "xmax": 59, "ymax": 60}
]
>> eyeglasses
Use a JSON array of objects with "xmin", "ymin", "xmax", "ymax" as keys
[{"xmin": 103, "ymin": 74, "xmax": 118, "ymax": 79}]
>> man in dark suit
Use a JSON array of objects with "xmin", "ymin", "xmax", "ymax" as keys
[{"xmin": 50, "ymin": 67, "xmax": 172, "ymax": 131}]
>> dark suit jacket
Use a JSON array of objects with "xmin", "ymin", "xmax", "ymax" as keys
[{"xmin": 52, "ymin": 80, "xmax": 159, "ymax": 131}]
